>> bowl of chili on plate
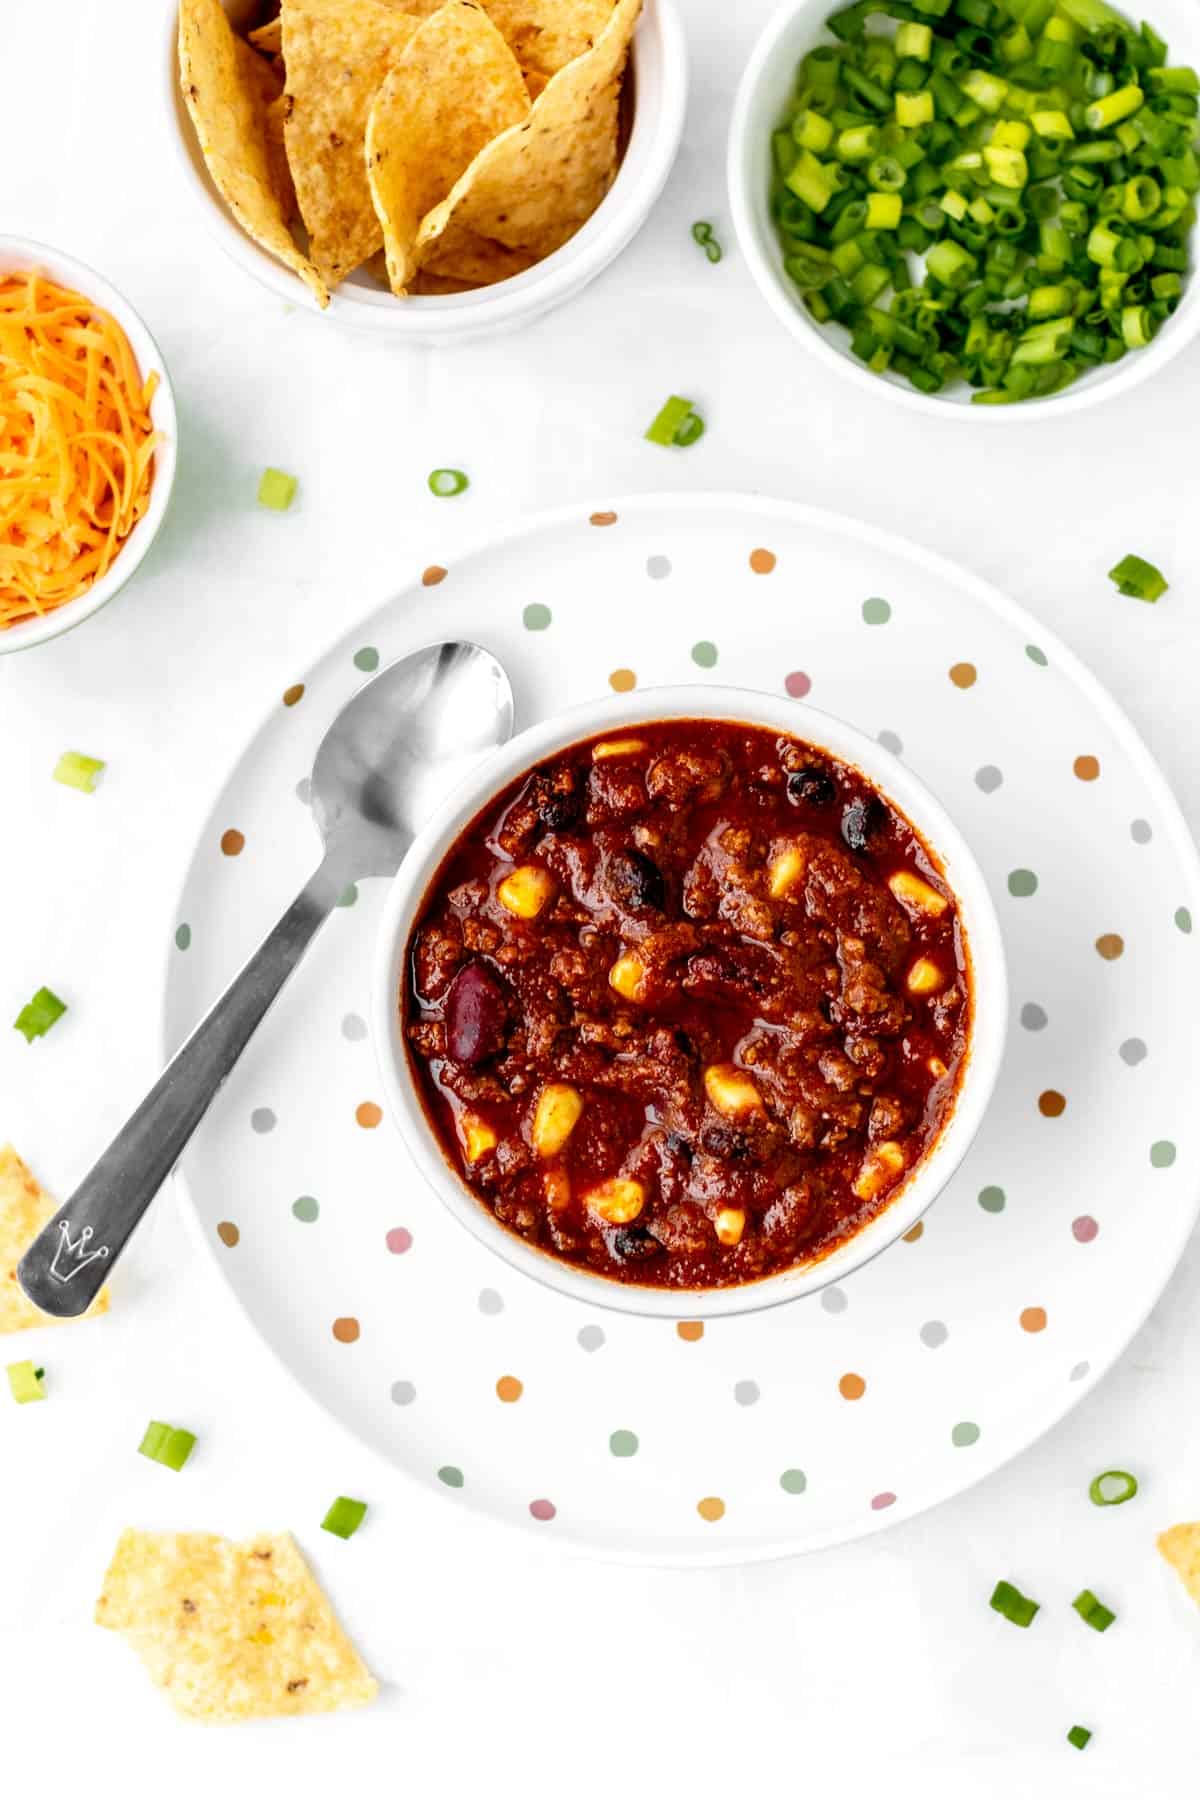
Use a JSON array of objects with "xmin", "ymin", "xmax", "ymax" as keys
[{"xmin": 374, "ymin": 686, "xmax": 1007, "ymax": 1317}]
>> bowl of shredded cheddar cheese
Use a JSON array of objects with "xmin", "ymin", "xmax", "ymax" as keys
[{"xmin": 0, "ymin": 237, "xmax": 177, "ymax": 652}]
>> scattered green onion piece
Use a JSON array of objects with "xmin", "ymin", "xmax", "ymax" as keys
[
  {"xmin": 1108, "ymin": 552, "xmax": 1168, "ymax": 601},
  {"xmin": 644, "ymin": 395, "xmax": 705, "ymax": 448},
  {"xmin": 138, "ymin": 1420, "xmax": 197, "ymax": 1472},
  {"xmin": 427, "ymin": 468, "xmax": 469, "ymax": 498},
  {"xmin": 691, "ymin": 220, "xmax": 723, "ymax": 263},
  {"xmin": 13, "ymin": 986, "xmax": 67, "ymax": 1044},
  {"xmin": 321, "ymin": 1496, "xmax": 368, "ymax": 1539},
  {"xmin": 53, "ymin": 751, "xmax": 105, "ymax": 794},
  {"xmin": 1067, "ymin": 1725, "xmax": 1092, "ymax": 1751},
  {"xmin": 1072, "ymin": 1587, "xmax": 1116, "ymax": 1632},
  {"xmin": 1089, "ymin": 1469, "xmax": 1138, "ymax": 1506},
  {"xmin": 990, "ymin": 1578, "xmax": 1040, "ymax": 1627},
  {"xmin": 6, "ymin": 1360, "xmax": 46, "ymax": 1404},
  {"xmin": 257, "ymin": 467, "xmax": 298, "ymax": 511}
]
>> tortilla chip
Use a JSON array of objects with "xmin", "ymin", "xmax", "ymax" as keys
[
  {"xmin": 234, "ymin": 40, "xmax": 297, "ymax": 221},
  {"xmin": 410, "ymin": 270, "xmax": 474, "ymax": 293},
  {"xmin": 425, "ymin": 227, "xmax": 534, "ymax": 284},
  {"xmin": 366, "ymin": 1, "xmax": 529, "ymax": 294},
  {"xmin": 477, "ymin": 0, "xmax": 615, "ymax": 77},
  {"xmin": 415, "ymin": 0, "xmax": 638, "ymax": 267},
  {"xmin": 179, "ymin": 0, "xmax": 328, "ymax": 307},
  {"xmin": 96, "ymin": 1530, "xmax": 378, "ymax": 1724},
  {"xmin": 523, "ymin": 66, "xmax": 549, "ymax": 99},
  {"xmin": 0, "ymin": 1145, "xmax": 110, "ymax": 1334},
  {"xmin": 282, "ymin": 0, "xmax": 418, "ymax": 285},
  {"xmin": 1159, "ymin": 1523, "xmax": 1200, "ymax": 1603},
  {"xmin": 247, "ymin": 16, "xmax": 283, "ymax": 53}
]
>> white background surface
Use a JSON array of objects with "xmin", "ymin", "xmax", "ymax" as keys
[{"xmin": 3, "ymin": 1, "xmax": 1200, "ymax": 1793}]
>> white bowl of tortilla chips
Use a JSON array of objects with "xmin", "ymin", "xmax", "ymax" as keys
[{"xmin": 168, "ymin": 0, "xmax": 686, "ymax": 339}]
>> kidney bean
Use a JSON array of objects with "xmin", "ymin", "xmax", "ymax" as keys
[
  {"xmin": 841, "ymin": 797, "xmax": 886, "ymax": 853},
  {"xmin": 787, "ymin": 765, "xmax": 836, "ymax": 807},
  {"xmin": 611, "ymin": 1225, "xmax": 662, "ymax": 1262},
  {"xmin": 443, "ymin": 960, "xmax": 513, "ymax": 1067},
  {"xmin": 609, "ymin": 848, "xmax": 666, "ymax": 912}
]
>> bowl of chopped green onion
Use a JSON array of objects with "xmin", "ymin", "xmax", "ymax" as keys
[{"xmin": 729, "ymin": 0, "xmax": 1200, "ymax": 411}]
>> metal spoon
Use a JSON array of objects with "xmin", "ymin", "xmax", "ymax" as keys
[{"xmin": 19, "ymin": 640, "xmax": 513, "ymax": 1318}]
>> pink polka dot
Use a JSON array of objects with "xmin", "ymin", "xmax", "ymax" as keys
[
  {"xmin": 529, "ymin": 1498, "xmax": 556, "ymax": 1522},
  {"xmin": 386, "ymin": 1227, "xmax": 413, "ymax": 1254},
  {"xmin": 785, "ymin": 671, "xmax": 812, "ymax": 699},
  {"xmin": 870, "ymin": 1491, "xmax": 896, "ymax": 1511},
  {"xmin": 1072, "ymin": 1215, "xmax": 1099, "ymax": 1243}
]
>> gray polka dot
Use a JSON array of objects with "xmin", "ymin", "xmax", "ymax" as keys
[
  {"xmin": 251, "ymin": 1107, "xmax": 276, "ymax": 1134},
  {"xmin": 1131, "ymin": 818, "xmax": 1153, "ymax": 845},
  {"xmin": 734, "ymin": 1380, "xmax": 760, "ymax": 1407},
  {"xmin": 877, "ymin": 730, "xmax": 903, "ymax": 756},
  {"xmin": 951, "ymin": 1421, "xmax": 981, "ymax": 1447},
  {"xmin": 1020, "ymin": 1003, "xmax": 1048, "ymax": 1032},
  {"xmin": 295, "ymin": 776, "xmax": 312, "ymax": 806},
  {"xmin": 1008, "ymin": 868, "xmax": 1038, "ymax": 898},
  {"xmin": 920, "ymin": 1320, "xmax": 948, "ymax": 1349},
  {"xmin": 975, "ymin": 765, "xmax": 1004, "ymax": 795},
  {"xmin": 341, "ymin": 1012, "xmax": 367, "ymax": 1042},
  {"xmin": 1070, "ymin": 1361, "xmax": 1090, "ymax": 1382},
  {"xmin": 820, "ymin": 1287, "xmax": 848, "ymax": 1314},
  {"xmin": 646, "ymin": 555, "xmax": 672, "ymax": 580},
  {"xmin": 978, "ymin": 1185, "xmax": 1006, "ymax": 1213},
  {"xmin": 478, "ymin": 1288, "xmax": 504, "ymax": 1315},
  {"xmin": 577, "ymin": 1325, "xmax": 606, "ymax": 1352},
  {"xmin": 1119, "ymin": 1037, "xmax": 1148, "ymax": 1066},
  {"xmin": 390, "ymin": 1380, "xmax": 416, "ymax": 1406},
  {"xmin": 292, "ymin": 1195, "xmax": 319, "ymax": 1223},
  {"xmin": 780, "ymin": 1468, "xmax": 807, "ymax": 1495}
]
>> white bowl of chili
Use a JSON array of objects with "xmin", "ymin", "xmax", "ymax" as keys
[
  {"xmin": 374, "ymin": 684, "xmax": 1008, "ymax": 1319},
  {"xmin": 0, "ymin": 236, "xmax": 177, "ymax": 653}
]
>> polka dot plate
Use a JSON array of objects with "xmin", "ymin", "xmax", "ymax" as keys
[{"xmin": 164, "ymin": 494, "xmax": 1200, "ymax": 1564}]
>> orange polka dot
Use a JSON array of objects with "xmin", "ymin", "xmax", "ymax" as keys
[
  {"xmin": 1073, "ymin": 755, "xmax": 1100, "ymax": 781},
  {"xmin": 220, "ymin": 828, "xmax": 245, "ymax": 856},
  {"xmin": 1019, "ymin": 1306, "xmax": 1047, "ymax": 1333},
  {"xmin": 903, "ymin": 1222, "xmax": 924, "ymax": 1243},
  {"xmin": 590, "ymin": 510, "xmax": 618, "ymax": 527},
  {"xmin": 697, "ymin": 1496, "xmax": 725, "ymax": 1522},
  {"xmin": 749, "ymin": 547, "xmax": 777, "ymax": 574},
  {"xmin": 609, "ymin": 668, "xmax": 637, "ymax": 693},
  {"xmin": 496, "ymin": 1375, "xmax": 523, "ymax": 1403},
  {"xmin": 839, "ymin": 1372, "xmax": 866, "ymax": 1400},
  {"xmin": 676, "ymin": 1321, "xmax": 704, "ymax": 1342},
  {"xmin": 356, "ymin": 1101, "xmax": 383, "ymax": 1128},
  {"xmin": 282, "ymin": 684, "xmax": 305, "ymax": 707},
  {"xmin": 332, "ymin": 1316, "xmax": 360, "ymax": 1343},
  {"xmin": 1095, "ymin": 933, "xmax": 1124, "ymax": 961},
  {"xmin": 216, "ymin": 1220, "xmax": 239, "ymax": 1248},
  {"xmin": 1038, "ymin": 1089, "xmax": 1066, "ymax": 1118},
  {"xmin": 422, "ymin": 565, "xmax": 447, "ymax": 586},
  {"xmin": 949, "ymin": 663, "xmax": 977, "ymax": 689}
]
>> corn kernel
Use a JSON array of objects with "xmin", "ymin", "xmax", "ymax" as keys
[
  {"xmin": 714, "ymin": 1206, "xmax": 746, "ymax": 1246},
  {"xmin": 592, "ymin": 737, "xmax": 647, "ymax": 761},
  {"xmin": 852, "ymin": 1140, "xmax": 906, "ymax": 1201},
  {"xmin": 927, "ymin": 1056, "xmax": 948, "ymax": 1080},
  {"xmin": 768, "ymin": 843, "xmax": 807, "ymax": 898},
  {"xmin": 462, "ymin": 1113, "xmax": 497, "ymax": 1164},
  {"xmin": 609, "ymin": 951, "xmax": 647, "ymax": 1001},
  {"xmin": 906, "ymin": 956, "xmax": 945, "ymax": 995},
  {"xmin": 704, "ymin": 1062, "xmax": 765, "ymax": 1118},
  {"xmin": 888, "ymin": 870, "xmax": 949, "ymax": 918},
  {"xmin": 532, "ymin": 1083, "xmax": 584, "ymax": 1158},
  {"xmin": 543, "ymin": 1168, "xmax": 572, "ymax": 1212},
  {"xmin": 587, "ymin": 1178, "xmax": 646, "ymax": 1224},
  {"xmin": 497, "ymin": 864, "xmax": 555, "ymax": 919}
]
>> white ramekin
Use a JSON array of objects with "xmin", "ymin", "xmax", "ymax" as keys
[
  {"xmin": 728, "ymin": 0, "xmax": 1200, "ymax": 420},
  {"xmin": 165, "ymin": 0, "xmax": 687, "ymax": 342},
  {"xmin": 0, "ymin": 236, "xmax": 177, "ymax": 655},
  {"xmin": 372, "ymin": 684, "xmax": 1008, "ymax": 1318}
]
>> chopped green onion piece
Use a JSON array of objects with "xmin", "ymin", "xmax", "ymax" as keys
[
  {"xmin": 1089, "ymin": 1469, "xmax": 1138, "ymax": 1506},
  {"xmin": 53, "ymin": 751, "xmax": 105, "ymax": 793},
  {"xmin": 691, "ymin": 221, "xmax": 723, "ymax": 263},
  {"xmin": 257, "ymin": 467, "xmax": 298, "ymax": 511},
  {"xmin": 644, "ymin": 395, "xmax": 705, "ymax": 448},
  {"xmin": 1067, "ymin": 1725, "xmax": 1092, "ymax": 1751},
  {"xmin": 896, "ymin": 89, "xmax": 935, "ymax": 126},
  {"xmin": 6, "ymin": 1360, "xmax": 46, "ymax": 1404},
  {"xmin": 896, "ymin": 21, "xmax": 932, "ymax": 60},
  {"xmin": 1108, "ymin": 552, "xmax": 1168, "ymax": 602},
  {"xmin": 13, "ymin": 986, "xmax": 67, "ymax": 1044},
  {"xmin": 427, "ymin": 468, "xmax": 469, "ymax": 498},
  {"xmin": 321, "ymin": 1496, "xmax": 368, "ymax": 1539},
  {"xmin": 866, "ymin": 192, "xmax": 902, "ymax": 229},
  {"xmin": 1084, "ymin": 85, "xmax": 1144, "ymax": 132},
  {"xmin": 1072, "ymin": 1587, "xmax": 1116, "ymax": 1632},
  {"xmin": 990, "ymin": 1579, "xmax": 1040, "ymax": 1627},
  {"xmin": 138, "ymin": 1420, "xmax": 197, "ymax": 1472}
]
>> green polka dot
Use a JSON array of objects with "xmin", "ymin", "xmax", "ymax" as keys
[
  {"xmin": 438, "ymin": 1464, "xmax": 464, "ymax": 1488},
  {"xmin": 292, "ymin": 1195, "xmax": 319, "ymax": 1223},
  {"xmin": 1025, "ymin": 644, "xmax": 1048, "ymax": 666},
  {"xmin": 862, "ymin": 597, "xmax": 891, "ymax": 625},
  {"xmin": 174, "ymin": 923, "xmax": 192, "ymax": 951},
  {"xmin": 951, "ymin": 1421, "xmax": 980, "ymax": 1447},
  {"xmin": 353, "ymin": 646, "xmax": 379, "ymax": 672},
  {"xmin": 691, "ymin": 640, "xmax": 718, "ymax": 669},
  {"xmin": 780, "ymin": 1469, "xmax": 808, "ymax": 1495},
  {"xmin": 336, "ymin": 883, "xmax": 358, "ymax": 908},
  {"xmin": 978, "ymin": 1185, "xmax": 1006, "ymax": 1213},
  {"xmin": 1176, "ymin": 907, "xmax": 1193, "ymax": 935},
  {"xmin": 1008, "ymin": 869, "xmax": 1039, "ymax": 898},
  {"xmin": 1150, "ymin": 1140, "xmax": 1177, "ymax": 1168},
  {"xmin": 609, "ymin": 1429, "xmax": 639, "ymax": 1458},
  {"xmin": 523, "ymin": 603, "xmax": 552, "ymax": 631}
]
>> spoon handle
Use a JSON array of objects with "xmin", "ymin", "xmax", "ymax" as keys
[{"xmin": 18, "ymin": 860, "xmax": 347, "ymax": 1318}]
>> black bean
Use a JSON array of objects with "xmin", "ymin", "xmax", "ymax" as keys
[
  {"xmin": 609, "ymin": 848, "xmax": 666, "ymax": 912},
  {"xmin": 699, "ymin": 1123, "xmax": 750, "ymax": 1161},
  {"xmin": 531, "ymin": 768, "xmax": 582, "ymax": 834},
  {"xmin": 611, "ymin": 1226, "xmax": 662, "ymax": 1262},
  {"xmin": 443, "ymin": 961, "xmax": 513, "ymax": 1067},
  {"xmin": 787, "ymin": 765, "xmax": 836, "ymax": 807},
  {"xmin": 841, "ymin": 797, "xmax": 887, "ymax": 853}
]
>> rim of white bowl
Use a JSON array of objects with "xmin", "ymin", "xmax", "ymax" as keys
[
  {"xmin": 728, "ymin": 0, "xmax": 1200, "ymax": 421},
  {"xmin": 0, "ymin": 236, "xmax": 178, "ymax": 653},
  {"xmin": 163, "ymin": 0, "xmax": 688, "ymax": 336},
  {"xmin": 372, "ymin": 681, "xmax": 1008, "ymax": 1320}
]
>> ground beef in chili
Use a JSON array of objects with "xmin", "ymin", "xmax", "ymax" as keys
[{"xmin": 403, "ymin": 719, "xmax": 971, "ymax": 1289}]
